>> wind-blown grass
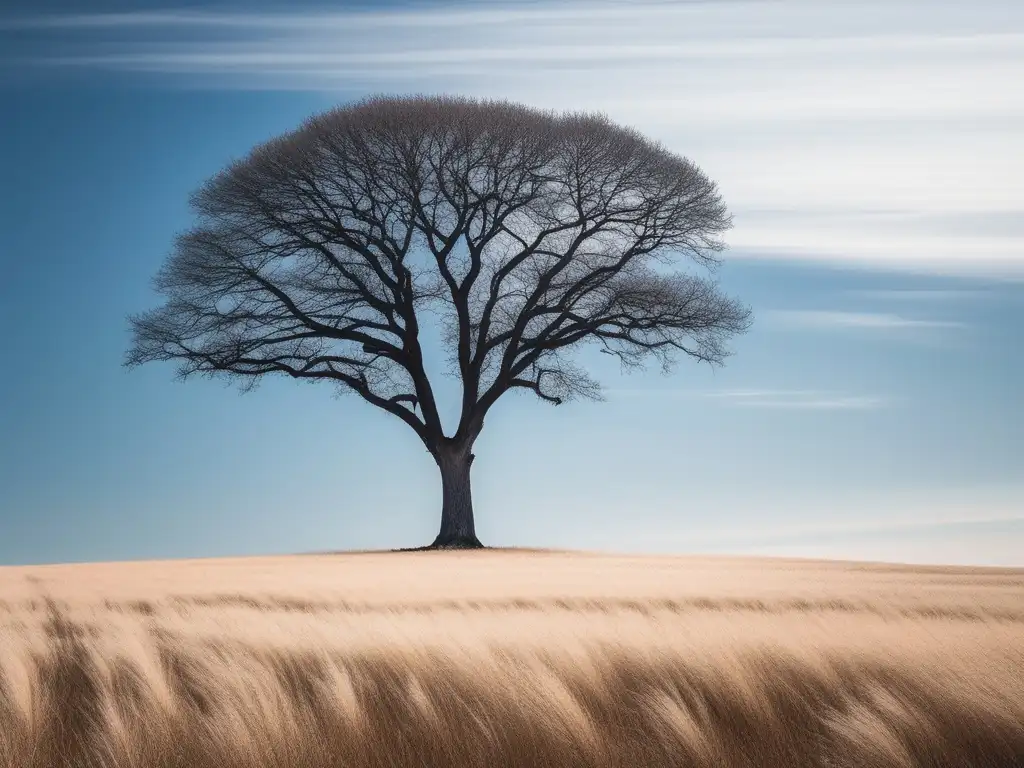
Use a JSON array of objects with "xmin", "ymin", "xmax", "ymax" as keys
[{"xmin": 1, "ymin": 550, "xmax": 1022, "ymax": 767}]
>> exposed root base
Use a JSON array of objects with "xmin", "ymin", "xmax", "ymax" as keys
[
  {"xmin": 431, "ymin": 535, "xmax": 485, "ymax": 550},
  {"xmin": 393, "ymin": 535, "xmax": 486, "ymax": 552}
]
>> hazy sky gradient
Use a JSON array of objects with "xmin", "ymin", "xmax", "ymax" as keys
[{"xmin": 2, "ymin": 0, "xmax": 1021, "ymax": 566}]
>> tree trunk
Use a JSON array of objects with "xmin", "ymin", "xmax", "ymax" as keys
[{"xmin": 430, "ymin": 444, "xmax": 484, "ymax": 549}]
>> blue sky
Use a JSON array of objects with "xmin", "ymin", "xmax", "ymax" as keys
[{"xmin": 1, "ymin": 0, "xmax": 1021, "ymax": 567}]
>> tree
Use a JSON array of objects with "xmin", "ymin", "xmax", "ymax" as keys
[{"xmin": 125, "ymin": 95, "xmax": 752, "ymax": 549}]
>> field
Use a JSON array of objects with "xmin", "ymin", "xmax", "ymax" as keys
[{"xmin": 1, "ymin": 549, "xmax": 1022, "ymax": 767}]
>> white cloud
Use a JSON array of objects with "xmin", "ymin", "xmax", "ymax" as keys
[
  {"xmin": 705, "ymin": 511, "xmax": 1024, "ymax": 545},
  {"xmin": 608, "ymin": 388, "xmax": 888, "ymax": 409},
  {"xmin": 849, "ymin": 289, "xmax": 989, "ymax": 301},
  {"xmin": 619, "ymin": 484, "xmax": 1024, "ymax": 565},
  {"xmin": 7, "ymin": 0, "xmax": 1024, "ymax": 278},
  {"xmin": 763, "ymin": 310, "xmax": 965, "ymax": 329},
  {"xmin": 703, "ymin": 389, "xmax": 887, "ymax": 409},
  {"xmin": 8, "ymin": 1, "xmax": 1023, "ymax": 36}
]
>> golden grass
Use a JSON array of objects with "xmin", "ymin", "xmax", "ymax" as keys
[{"xmin": 1, "ymin": 550, "xmax": 1022, "ymax": 767}]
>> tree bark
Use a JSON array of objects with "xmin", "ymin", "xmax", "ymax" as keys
[{"xmin": 430, "ymin": 444, "xmax": 484, "ymax": 549}]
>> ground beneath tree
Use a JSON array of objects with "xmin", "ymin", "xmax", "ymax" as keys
[{"xmin": 393, "ymin": 535, "xmax": 486, "ymax": 552}]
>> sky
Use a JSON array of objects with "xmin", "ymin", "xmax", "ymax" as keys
[{"xmin": 1, "ymin": 0, "xmax": 1021, "ymax": 567}]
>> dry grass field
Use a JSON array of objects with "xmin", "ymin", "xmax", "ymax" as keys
[{"xmin": 1, "ymin": 549, "xmax": 1022, "ymax": 767}]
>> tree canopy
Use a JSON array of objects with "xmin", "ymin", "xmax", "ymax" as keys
[{"xmin": 126, "ymin": 94, "xmax": 752, "ymax": 547}]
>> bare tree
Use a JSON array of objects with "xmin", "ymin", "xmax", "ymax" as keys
[{"xmin": 126, "ymin": 95, "xmax": 752, "ymax": 549}]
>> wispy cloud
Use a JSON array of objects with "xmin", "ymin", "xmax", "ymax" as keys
[
  {"xmin": 5, "ymin": 3, "xmax": 1018, "ymax": 34},
  {"xmin": 679, "ymin": 484, "xmax": 1024, "ymax": 547},
  {"xmin": 849, "ymin": 289, "xmax": 989, "ymax": 301},
  {"xmin": 607, "ymin": 388, "xmax": 887, "ymax": 409},
  {"xmin": 763, "ymin": 310, "xmax": 965, "ymax": 329},
  {"xmin": 5, "ymin": 0, "xmax": 1023, "ymax": 279},
  {"xmin": 604, "ymin": 484, "xmax": 1024, "ymax": 565},
  {"xmin": 691, "ymin": 512, "xmax": 1024, "ymax": 554},
  {"xmin": 702, "ymin": 389, "xmax": 887, "ymax": 409},
  {"xmin": 0, "ymin": 5, "xmax": 775, "ymax": 32}
]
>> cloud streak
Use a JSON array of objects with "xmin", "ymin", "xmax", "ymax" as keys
[
  {"xmin": 702, "ymin": 389, "xmax": 887, "ymax": 409},
  {"xmin": 763, "ymin": 310, "xmax": 965, "ymax": 329},
  {"xmin": 608, "ymin": 388, "xmax": 888, "ymax": 409},
  {"xmin": 5, "ymin": 0, "xmax": 1023, "ymax": 278},
  {"xmin": 682, "ymin": 485, "xmax": 1024, "ymax": 547},
  {"xmin": 0, "ymin": 4, "xmax": 779, "ymax": 32},
  {"xmin": 849, "ymin": 289, "xmax": 989, "ymax": 301},
  {"xmin": 693, "ymin": 512, "xmax": 1024, "ymax": 552},
  {"xmin": 5, "ymin": 2, "xmax": 1017, "ymax": 33}
]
